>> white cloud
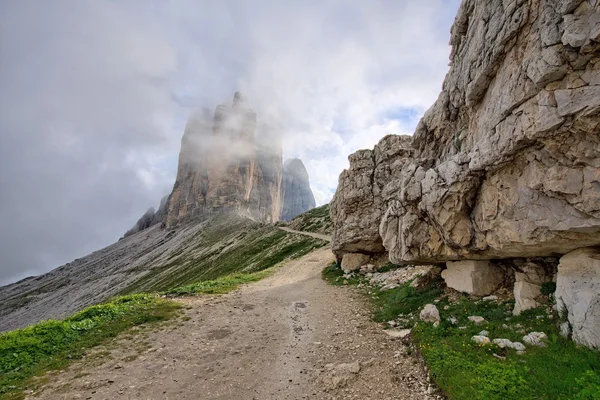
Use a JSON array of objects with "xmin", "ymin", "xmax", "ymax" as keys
[{"xmin": 0, "ymin": 0, "xmax": 460, "ymax": 284}]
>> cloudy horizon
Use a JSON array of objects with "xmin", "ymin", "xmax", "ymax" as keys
[{"xmin": 0, "ymin": 0, "xmax": 461, "ymax": 286}]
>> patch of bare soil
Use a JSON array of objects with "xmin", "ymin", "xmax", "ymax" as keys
[{"xmin": 28, "ymin": 247, "xmax": 441, "ymax": 400}]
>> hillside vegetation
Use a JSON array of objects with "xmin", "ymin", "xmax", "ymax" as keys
[
  {"xmin": 287, "ymin": 204, "xmax": 332, "ymax": 235},
  {"xmin": 0, "ymin": 294, "xmax": 181, "ymax": 400},
  {"xmin": 0, "ymin": 213, "xmax": 327, "ymax": 332},
  {"xmin": 323, "ymin": 264, "xmax": 600, "ymax": 400},
  {"xmin": 122, "ymin": 214, "xmax": 327, "ymax": 294}
]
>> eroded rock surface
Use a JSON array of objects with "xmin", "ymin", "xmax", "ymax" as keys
[
  {"xmin": 513, "ymin": 261, "xmax": 554, "ymax": 315},
  {"xmin": 442, "ymin": 260, "xmax": 504, "ymax": 296},
  {"xmin": 333, "ymin": 1, "xmax": 600, "ymax": 264},
  {"xmin": 556, "ymin": 247, "xmax": 600, "ymax": 348},
  {"xmin": 331, "ymin": 135, "xmax": 413, "ymax": 260},
  {"xmin": 165, "ymin": 93, "xmax": 284, "ymax": 227}
]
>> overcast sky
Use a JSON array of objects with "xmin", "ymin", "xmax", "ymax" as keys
[{"xmin": 0, "ymin": 0, "xmax": 461, "ymax": 285}]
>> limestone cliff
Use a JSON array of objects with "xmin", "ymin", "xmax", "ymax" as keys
[
  {"xmin": 331, "ymin": 135, "xmax": 413, "ymax": 257},
  {"xmin": 281, "ymin": 158, "xmax": 316, "ymax": 221},
  {"xmin": 164, "ymin": 93, "xmax": 283, "ymax": 227},
  {"xmin": 331, "ymin": 0, "xmax": 600, "ymax": 347},
  {"xmin": 333, "ymin": 0, "xmax": 600, "ymax": 263}
]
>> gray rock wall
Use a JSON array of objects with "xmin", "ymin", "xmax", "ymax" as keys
[
  {"xmin": 280, "ymin": 158, "xmax": 316, "ymax": 222},
  {"xmin": 333, "ymin": 0, "xmax": 600, "ymax": 264}
]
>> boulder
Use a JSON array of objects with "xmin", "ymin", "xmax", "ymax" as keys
[
  {"xmin": 523, "ymin": 332, "xmax": 548, "ymax": 347},
  {"xmin": 472, "ymin": 335, "xmax": 491, "ymax": 345},
  {"xmin": 555, "ymin": 247, "xmax": 600, "ymax": 349},
  {"xmin": 513, "ymin": 262, "xmax": 554, "ymax": 315},
  {"xmin": 419, "ymin": 304, "xmax": 440, "ymax": 324},
  {"xmin": 341, "ymin": 253, "xmax": 370, "ymax": 273},
  {"xmin": 330, "ymin": 135, "xmax": 413, "ymax": 260},
  {"xmin": 441, "ymin": 260, "xmax": 504, "ymax": 296}
]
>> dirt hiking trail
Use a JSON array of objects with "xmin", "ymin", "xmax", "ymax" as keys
[{"xmin": 29, "ymin": 246, "xmax": 439, "ymax": 400}]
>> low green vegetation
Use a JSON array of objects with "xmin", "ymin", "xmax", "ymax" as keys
[
  {"xmin": 288, "ymin": 204, "xmax": 332, "ymax": 235},
  {"xmin": 323, "ymin": 262, "xmax": 600, "ymax": 400},
  {"xmin": 1, "ymin": 213, "xmax": 328, "ymax": 399},
  {"xmin": 122, "ymin": 214, "xmax": 327, "ymax": 294},
  {"xmin": 413, "ymin": 297, "xmax": 600, "ymax": 400},
  {"xmin": 165, "ymin": 269, "xmax": 274, "ymax": 296},
  {"xmin": 321, "ymin": 262, "xmax": 361, "ymax": 286},
  {"xmin": 0, "ymin": 294, "xmax": 180, "ymax": 400}
]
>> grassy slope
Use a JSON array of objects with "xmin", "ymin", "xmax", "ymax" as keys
[
  {"xmin": 322, "ymin": 263, "xmax": 600, "ymax": 400},
  {"xmin": 287, "ymin": 204, "xmax": 332, "ymax": 235},
  {"xmin": 165, "ymin": 269, "xmax": 274, "ymax": 296},
  {"xmin": 0, "ymin": 213, "xmax": 328, "ymax": 399},
  {"xmin": 122, "ymin": 213, "xmax": 327, "ymax": 294},
  {"xmin": 0, "ymin": 294, "xmax": 181, "ymax": 400}
]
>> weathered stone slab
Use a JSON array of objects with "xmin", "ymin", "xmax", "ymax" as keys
[{"xmin": 441, "ymin": 260, "xmax": 504, "ymax": 296}]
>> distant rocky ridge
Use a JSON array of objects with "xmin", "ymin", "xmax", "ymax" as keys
[
  {"xmin": 124, "ymin": 93, "xmax": 316, "ymax": 235},
  {"xmin": 331, "ymin": 0, "xmax": 600, "ymax": 348},
  {"xmin": 122, "ymin": 195, "xmax": 168, "ymax": 238}
]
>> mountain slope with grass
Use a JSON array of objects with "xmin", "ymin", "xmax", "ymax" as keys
[
  {"xmin": 286, "ymin": 204, "xmax": 333, "ymax": 235},
  {"xmin": 0, "ymin": 213, "xmax": 326, "ymax": 332}
]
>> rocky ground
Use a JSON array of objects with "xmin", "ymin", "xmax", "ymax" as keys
[{"xmin": 26, "ymin": 246, "xmax": 440, "ymax": 400}]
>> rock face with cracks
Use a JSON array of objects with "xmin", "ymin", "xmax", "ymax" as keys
[
  {"xmin": 331, "ymin": 135, "xmax": 413, "ymax": 260},
  {"xmin": 333, "ymin": 1, "xmax": 600, "ymax": 264},
  {"xmin": 151, "ymin": 92, "xmax": 315, "ymax": 229},
  {"xmin": 331, "ymin": 0, "xmax": 600, "ymax": 349},
  {"xmin": 165, "ymin": 93, "xmax": 284, "ymax": 227},
  {"xmin": 556, "ymin": 247, "xmax": 600, "ymax": 349}
]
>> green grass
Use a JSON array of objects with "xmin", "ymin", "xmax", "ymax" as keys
[
  {"xmin": 165, "ymin": 269, "xmax": 275, "ymax": 296},
  {"xmin": 413, "ymin": 296, "xmax": 600, "ymax": 400},
  {"xmin": 0, "ymin": 294, "xmax": 180, "ymax": 400},
  {"xmin": 371, "ymin": 278, "xmax": 444, "ymax": 323},
  {"xmin": 322, "ymin": 264, "xmax": 600, "ymax": 400},
  {"xmin": 288, "ymin": 204, "xmax": 332, "ymax": 234},
  {"xmin": 122, "ymin": 215, "xmax": 327, "ymax": 294},
  {"xmin": 321, "ymin": 262, "xmax": 362, "ymax": 286}
]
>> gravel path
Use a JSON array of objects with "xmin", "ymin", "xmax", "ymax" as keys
[
  {"xmin": 278, "ymin": 227, "xmax": 332, "ymax": 242},
  {"xmin": 29, "ymin": 246, "xmax": 439, "ymax": 400}
]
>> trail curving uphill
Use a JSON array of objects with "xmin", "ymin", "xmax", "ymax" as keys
[
  {"xmin": 29, "ymin": 246, "xmax": 437, "ymax": 400},
  {"xmin": 278, "ymin": 226, "xmax": 332, "ymax": 242}
]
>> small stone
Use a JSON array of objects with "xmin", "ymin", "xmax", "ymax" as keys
[
  {"xmin": 335, "ymin": 361, "xmax": 360, "ymax": 374},
  {"xmin": 492, "ymin": 338, "xmax": 513, "ymax": 348},
  {"xmin": 482, "ymin": 295, "xmax": 498, "ymax": 301},
  {"xmin": 468, "ymin": 316, "xmax": 486, "ymax": 325},
  {"xmin": 479, "ymin": 330, "xmax": 489, "ymax": 337},
  {"xmin": 448, "ymin": 316, "xmax": 458, "ymax": 325},
  {"xmin": 472, "ymin": 335, "xmax": 491, "ymax": 345},
  {"xmin": 420, "ymin": 304, "xmax": 441, "ymax": 324},
  {"xmin": 523, "ymin": 332, "xmax": 548, "ymax": 347},
  {"xmin": 384, "ymin": 329, "xmax": 411, "ymax": 339},
  {"xmin": 509, "ymin": 342, "xmax": 526, "ymax": 351}
]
